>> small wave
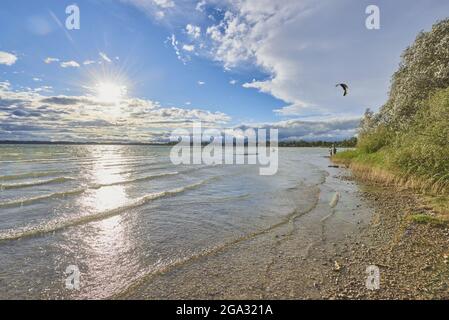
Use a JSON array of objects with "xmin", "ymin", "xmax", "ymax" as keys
[
  {"xmin": 117, "ymin": 165, "xmax": 172, "ymax": 176},
  {"xmin": 0, "ymin": 157, "xmax": 90, "ymax": 164},
  {"xmin": 90, "ymin": 171, "xmax": 179, "ymax": 189},
  {"xmin": 0, "ymin": 172, "xmax": 179, "ymax": 209},
  {"xmin": 179, "ymin": 164, "xmax": 221, "ymax": 175},
  {"xmin": 0, "ymin": 177, "xmax": 74, "ymax": 190},
  {"xmin": 0, "ymin": 170, "xmax": 69, "ymax": 181},
  {"xmin": 0, "ymin": 177, "xmax": 217, "ymax": 241},
  {"xmin": 102, "ymin": 159, "xmax": 160, "ymax": 168},
  {"xmin": 116, "ymin": 188, "xmax": 321, "ymax": 298},
  {"xmin": 0, "ymin": 188, "xmax": 86, "ymax": 209}
]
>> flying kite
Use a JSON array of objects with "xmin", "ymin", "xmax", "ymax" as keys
[{"xmin": 336, "ymin": 83, "xmax": 349, "ymax": 96}]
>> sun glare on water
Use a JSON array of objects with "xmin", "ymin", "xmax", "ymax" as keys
[{"xmin": 94, "ymin": 82, "xmax": 127, "ymax": 104}]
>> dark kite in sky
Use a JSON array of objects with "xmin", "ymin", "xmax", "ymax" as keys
[{"xmin": 336, "ymin": 83, "xmax": 349, "ymax": 96}]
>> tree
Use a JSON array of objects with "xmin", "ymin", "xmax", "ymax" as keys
[{"xmin": 377, "ymin": 19, "xmax": 449, "ymax": 132}]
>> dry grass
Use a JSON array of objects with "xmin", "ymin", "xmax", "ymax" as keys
[
  {"xmin": 347, "ymin": 162, "xmax": 449, "ymax": 195},
  {"xmin": 333, "ymin": 156, "xmax": 449, "ymax": 225}
]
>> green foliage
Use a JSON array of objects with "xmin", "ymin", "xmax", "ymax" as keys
[
  {"xmin": 378, "ymin": 19, "xmax": 449, "ymax": 131},
  {"xmin": 334, "ymin": 148, "xmax": 389, "ymax": 167},
  {"xmin": 350, "ymin": 88, "xmax": 449, "ymax": 192},
  {"xmin": 333, "ymin": 149, "xmax": 360, "ymax": 160},
  {"xmin": 351, "ymin": 19, "xmax": 449, "ymax": 194},
  {"xmin": 357, "ymin": 125, "xmax": 393, "ymax": 154},
  {"xmin": 331, "ymin": 149, "xmax": 360, "ymax": 166},
  {"xmin": 391, "ymin": 87, "xmax": 449, "ymax": 182},
  {"xmin": 409, "ymin": 214, "xmax": 447, "ymax": 226}
]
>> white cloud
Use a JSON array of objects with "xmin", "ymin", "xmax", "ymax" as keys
[
  {"xmin": 33, "ymin": 86, "xmax": 53, "ymax": 93},
  {"xmin": 0, "ymin": 51, "xmax": 18, "ymax": 66},
  {"xmin": 196, "ymin": 0, "xmax": 206, "ymax": 12},
  {"xmin": 83, "ymin": 60, "xmax": 96, "ymax": 65},
  {"xmin": 229, "ymin": 79, "xmax": 237, "ymax": 85},
  {"xmin": 186, "ymin": 24, "xmax": 201, "ymax": 39},
  {"xmin": 122, "ymin": 0, "xmax": 435, "ymax": 123},
  {"xmin": 153, "ymin": 0, "xmax": 174, "ymax": 9},
  {"xmin": 60, "ymin": 61, "xmax": 80, "ymax": 68},
  {"xmin": 236, "ymin": 118, "xmax": 360, "ymax": 141},
  {"xmin": 243, "ymin": 80, "xmax": 312, "ymax": 116},
  {"xmin": 170, "ymin": 34, "xmax": 181, "ymax": 57},
  {"xmin": 198, "ymin": 81, "xmax": 205, "ymax": 85},
  {"xmin": 182, "ymin": 44, "xmax": 195, "ymax": 52},
  {"xmin": 99, "ymin": 52, "xmax": 112, "ymax": 63},
  {"xmin": 0, "ymin": 81, "xmax": 10, "ymax": 90},
  {"xmin": 0, "ymin": 85, "xmax": 230, "ymax": 142},
  {"xmin": 33, "ymin": 77, "xmax": 43, "ymax": 82},
  {"xmin": 44, "ymin": 57, "xmax": 59, "ymax": 64},
  {"xmin": 169, "ymin": 34, "xmax": 189, "ymax": 64},
  {"xmin": 203, "ymin": 0, "xmax": 319, "ymax": 115},
  {"xmin": 273, "ymin": 103, "xmax": 312, "ymax": 116}
]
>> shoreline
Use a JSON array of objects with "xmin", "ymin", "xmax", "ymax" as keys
[
  {"xmin": 119, "ymin": 157, "xmax": 372, "ymax": 299},
  {"xmin": 121, "ymin": 159, "xmax": 449, "ymax": 300}
]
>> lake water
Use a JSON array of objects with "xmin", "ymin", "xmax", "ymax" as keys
[{"xmin": 0, "ymin": 145, "xmax": 364, "ymax": 299}]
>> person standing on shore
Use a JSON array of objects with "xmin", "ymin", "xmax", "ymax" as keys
[{"xmin": 332, "ymin": 144, "xmax": 337, "ymax": 155}]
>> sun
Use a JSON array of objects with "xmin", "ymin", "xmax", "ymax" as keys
[{"xmin": 94, "ymin": 82, "xmax": 127, "ymax": 104}]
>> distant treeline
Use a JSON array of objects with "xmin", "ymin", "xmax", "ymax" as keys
[
  {"xmin": 278, "ymin": 138, "xmax": 357, "ymax": 148},
  {"xmin": 0, "ymin": 138, "xmax": 357, "ymax": 148}
]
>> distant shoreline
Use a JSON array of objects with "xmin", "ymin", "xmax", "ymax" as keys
[{"xmin": 0, "ymin": 139, "xmax": 357, "ymax": 148}]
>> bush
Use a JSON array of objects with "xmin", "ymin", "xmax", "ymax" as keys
[
  {"xmin": 392, "ymin": 87, "xmax": 449, "ymax": 186},
  {"xmin": 357, "ymin": 125, "xmax": 393, "ymax": 154}
]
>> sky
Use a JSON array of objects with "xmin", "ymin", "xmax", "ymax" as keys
[{"xmin": 1, "ymin": 0, "xmax": 448, "ymax": 142}]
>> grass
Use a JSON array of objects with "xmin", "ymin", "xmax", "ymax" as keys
[
  {"xmin": 333, "ymin": 146, "xmax": 449, "ymax": 194},
  {"xmin": 333, "ymin": 148, "xmax": 389, "ymax": 167},
  {"xmin": 331, "ymin": 149, "xmax": 359, "ymax": 166},
  {"xmin": 409, "ymin": 214, "xmax": 447, "ymax": 226},
  {"xmin": 333, "ymin": 148, "xmax": 449, "ymax": 226},
  {"xmin": 425, "ymin": 195, "xmax": 449, "ymax": 215}
]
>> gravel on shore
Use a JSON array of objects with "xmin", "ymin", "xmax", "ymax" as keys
[{"xmin": 321, "ymin": 175, "xmax": 449, "ymax": 299}]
